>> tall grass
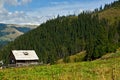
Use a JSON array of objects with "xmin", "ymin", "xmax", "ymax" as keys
[
  {"xmin": 1, "ymin": 50, "xmax": 120, "ymax": 80},
  {"xmin": 0, "ymin": 56, "xmax": 120, "ymax": 80}
]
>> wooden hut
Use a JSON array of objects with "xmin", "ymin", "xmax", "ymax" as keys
[{"xmin": 9, "ymin": 50, "xmax": 39, "ymax": 66}]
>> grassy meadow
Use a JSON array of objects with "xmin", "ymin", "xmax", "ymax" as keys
[{"xmin": 0, "ymin": 50, "xmax": 120, "ymax": 80}]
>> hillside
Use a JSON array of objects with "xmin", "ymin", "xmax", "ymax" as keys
[
  {"xmin": 0, "ymin": 24, "xmax": 37, "ymax": 48},
  {"xmin": 57, "ymin": 51, "xmax": 86, "ymax": 64},
  {"xmin": 0, "ymin": 27, "xmax": 23, "ymax": 41},
  {"xmin": 0, "ymin": 51, "xmax": 120, "ymax": 80},
  {"xmin": 0, "ymin": 0, "xmax": 120, "ymax": 64},
  {"xmin": 99, "ymin": 7, "xmax": 120, "ymax": 25}
]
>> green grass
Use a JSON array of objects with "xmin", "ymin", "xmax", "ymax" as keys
[
  {"xmin": 99, "ymin": 8, "xmax": 120, "ymax": 25},
  {"xmin": 1, "ymin": 50, "xmax": 120, "ymax": 80},
  {"xmin": 100, "ymin": 48, "xmax": 120, "ymax": 60},
  {"xmin": 57, "ymin": 51, "xmax": 86, "ymax": 64},
  {"xmin": 0, "ymin": 53, "xmax": 120, "ymax": 80}
]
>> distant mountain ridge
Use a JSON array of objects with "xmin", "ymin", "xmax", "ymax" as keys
[{"xmin": 0, "ymin": 23, "xmax": 38, "ymax": 48}]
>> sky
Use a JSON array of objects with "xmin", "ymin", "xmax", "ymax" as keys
[{"xmin": 0, "ymin": 0, "xmax": 117, "ymax": 25}]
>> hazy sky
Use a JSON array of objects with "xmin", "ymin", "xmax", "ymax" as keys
[{"xmin": 0, "ymin": 0, "xmax": 117, "ymax": 25}]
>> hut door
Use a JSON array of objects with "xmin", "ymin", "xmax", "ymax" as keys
[{"xmin": 10, "ymin": 58, "xmax": 15, "ymax": 64}]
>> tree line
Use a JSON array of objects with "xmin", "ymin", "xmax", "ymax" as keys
[{"xmin": 0, "ymin": 0, "xmax": 120, "ymax": 64}]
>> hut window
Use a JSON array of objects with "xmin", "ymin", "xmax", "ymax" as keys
[{"xmin": 23, "ymin": 52, "xmax": 29, "ymax": 55}]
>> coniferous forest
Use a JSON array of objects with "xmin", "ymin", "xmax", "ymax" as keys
[{"xmin": 0, "ymin": 0, "xmax": 120, "ymax": 64}]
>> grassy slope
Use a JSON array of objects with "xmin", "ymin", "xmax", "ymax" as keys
[
  {"xmin": 0, "ymin": 51, "xmax": 120, "ymax": 80},
  {"xmin": 0, "ymin": 27, "xmax": 24, "ymax": 41},
  {"xmin": 57, "ymin": 51, "xmax": 86, "ymax": 64},
  {"xmin": 99, "ymin": 7, "xmax": 120, "ymax": 24}
]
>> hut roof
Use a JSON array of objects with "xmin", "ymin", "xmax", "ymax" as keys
[{"xmin": 12, "ymin": 50, "xmax": 39, "ymax": 60}]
